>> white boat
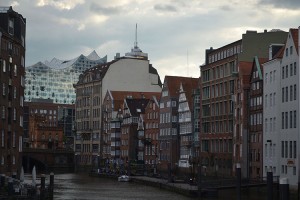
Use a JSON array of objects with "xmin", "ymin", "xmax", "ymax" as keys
[{"xmin": 118, "ymin": 175, "xmax": 130, "ymax": 182}]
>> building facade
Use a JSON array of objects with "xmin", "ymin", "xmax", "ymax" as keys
[
  {"xmin": 74, "ymin": 43, "xmax": 162, "ymax": 169},
  {"xmin": 178, "ymin": 79, "xmax": 198, "ymax": 169},
  {"xmin": 25, "ymin": 51, "xmax": 106, "ymax": 104},
  {"xmin": 200, "ymin": 30, "xmax": 287, "ymax": 178},
  {"xmin": 144, "ymin": 96, "xmax": 160, "ymax": 174},
  {"xmin": 0, "ymin": 6, "xmax": 26, "ymax": 176},
  {"xmin": 24, "ymin": 100, "xmax": 75, "ymax": 149},
  {"xmin": 248, "ymin": 57, "xmax": 266, "ymax": 178},
  {"xmin": 263, "ymin": 28, "xmax": 300, "ymax": 188},
  {"xmin": 263, "ymin": 45, "xmax": 284, "ymax": 179}
]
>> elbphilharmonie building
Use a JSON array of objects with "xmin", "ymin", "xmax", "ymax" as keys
[{"xmin": 25, "ymin": 50, "xmax": 106, "ymax": 104}]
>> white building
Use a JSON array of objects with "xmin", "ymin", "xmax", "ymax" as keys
[{"xmin": 263, "ymin": 27, "xmax": 300, "ymax": 188}]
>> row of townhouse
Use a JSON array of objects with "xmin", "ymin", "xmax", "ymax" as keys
[
  {"xmin": 263, "ymin": 28, "xmax": 300, "ymax": 188},
  {"xmin": 73, "ymin": 25, "xmax": 300, "ymax": 188}
]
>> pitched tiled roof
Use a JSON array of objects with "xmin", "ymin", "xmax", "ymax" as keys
[
  {"xmin": 239, "ymin": 61, "xmax": 253, "ymax": 76},
  {"xmin": 109, "ymin": 91, "xmax": 160, "ymax": 111},
  {"xmin": 181, "ymin": 78, "xmax": 199, "ymax": 109},
  {"xmin": 163, "ymin": 76, "xmax": 199, "ymax": 98},
  {"xmin": 125, "ymin": 98, "xmax": 150, "ymax": 116},
  {"xmin": 273, "ymin": 45, "xmax": 285, "ymax": 59},
  {"xmin": 290, "ymin": 28, "xmax": 299, "ymax": 54}
]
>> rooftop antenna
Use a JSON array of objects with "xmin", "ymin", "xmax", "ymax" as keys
[{"xmin": 134, "ymin": 23, "xmax": 138, "ymax": 48}]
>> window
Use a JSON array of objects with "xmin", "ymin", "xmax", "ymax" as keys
[
  {"xmin": 294, "ymin": 85, "xmax": 297, "ymax": 100},
  {"xmin": 294, "ymin": 62, "xmax": 297, "ymax": 75},
  {"xmin": 2, "ymin": 60, "xmax": 5, "ymax": 72},
  {"xmin": 290, "ymin": 86, "xmax": 293, "ymax": 101},
  {"xmin": 2, "ymin": 106, "xmax": 5, "ymax": 119},
  {"xmin": 290, "ymin": 64, "xmax": 293, "ymax": 76},
  {"xmin": 8, "ymin": 18, "xmax": 14, "ymax": 35},
  {"xmin": 13, "ymin": 87, "xmax": 16, "ymax": 99},
  {"xmin": 13, "ymin": 108, "xmax": 16, "ymax": 121},
  {"xmin": 282, "ymin": 66, "xmax": 284, "ymax": 79},
  {"xmin": 290, "ymin": 141, "xmax": 293, "ymax": 158},
  {"xmin": 2, "ymin": 83, "xmax": 5, "ymax": 96},
  {"xmin": 172, "ymin": 101, "xmax": 176, "ymax": 107},
  {"xmin": 281, "ymin": 141, "xmax": 284, "ymax": 157},
  {"xmin": 285, "ymin": 141, "xmax": 288, "ymax": 158},
  {"xmin": 1, "ymin": 130, "xmax": 4, "ymax": 147},
  {"xmin": 286, "ymin": 48, "xmax": 288, "ymax": 57},
  {"xmin": 290, "ymin": 46, "xmax": 293, "ymax": 55},
  {"xmin": 294, "ymin": 111, "xmax": 297, "ymax": 128},
  {"xmin": 13, "ymin": 131, "xmax": 16, "ymax": 148},
  {"xmin": 286, "ymin": 65, "xmax": 288, "ymax": 78},
  {"xmin": 285, "ymin": 87, "xmax": 288, "ymax": 102},
  {"xmin": 294, "ymin": 141, "xmax": 297, "ymax": 158},
  {"xmin": 282, "ymin": 112, "xmax": 284, "ymax": 129},
  {"xmin": 285, "ymin": 112, "xmax": 288, "ymax": 129},
  {"xmin": 13, "ymin": 64, "xmax": 17, "ymax": 76},
  {"xmin": 282, "ymin": 88, "xmax": 284, "ymax": 102}
]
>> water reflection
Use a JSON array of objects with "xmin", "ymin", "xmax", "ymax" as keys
[{"xmin": 54, "ymin": 173, "xmax": 193, "ymax": 200}]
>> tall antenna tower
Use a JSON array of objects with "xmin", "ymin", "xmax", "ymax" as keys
[{"xmin": 134, "ymin": 23, "xmax": 138, "ymax": 48}]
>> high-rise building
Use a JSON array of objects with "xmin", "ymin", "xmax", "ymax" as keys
[
  {"xmin": 0, "ymin": 6, "xmax": 26, "ymax": 176},
  {"xmin": 25, "ymin": 51, "xmax": 106, "ymax": 104}
]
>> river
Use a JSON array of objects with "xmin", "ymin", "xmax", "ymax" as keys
[
  {"xmin": 50, "ymin": 173, "xmax": 298, "ymax": 200},
  {"xmin": 53, "ymin": 173, "xmax": 193, "ymax": 200}
]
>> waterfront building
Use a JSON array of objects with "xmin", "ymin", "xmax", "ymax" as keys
[
  {"xmin": 101, "ymin": 90, "xmax": 159, "ymax": 169},
  {"xmin": 158, "ymin": 76, "xmax": 196, "ymax": 174},
  {"xmin": 74, "ymin": 37, "xmax": 162, "ymax": 169},
  {"xmin": 263, "ymin": 28, "xmax": 300, "ymax": 188},
  {"xmin": 0, "ymin": 6, "xmax": 26, "ymax": 176},
  {"xmin": 200, "ymin": 29, "xmax": 287, "ymax": 178},
  {"xmin": 28, "ymin": 114, "xmax": 64, "ymax": 149},
  {"xmin": 262, "ymin": 44, "xmax": 284, "ymax": 180},
  {"xmin": 24, "ymin": 99, "xmax": 75, "ymax": 149},
  {"xmin": 191, "ymin": 84, "xmax": 201, "ymax": 166},
  {"xmin": 177, "ymin": 78, "xmax": 198, "ymax": 170},
  {"xmin": 25, "ymin": 51, "xmax": 106, "ymax": 104},
  {"xmin": 144, "ymin": 95, "xmax": 160, "ymax": 174},
  {"xmin": 120, "ymin": 98, "xmax": 149, "ymax": 173},
  {"xmin": 248, "ymin": 56, "xmax": 267, "ymax": 178}
]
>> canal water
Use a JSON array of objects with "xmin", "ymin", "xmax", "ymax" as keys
[
  {"xmin": 51, "ymin": 173, "xmax": 298, "ymax": 200},
  {"xmin": 53, "ymin": 173, "xmax": 193, "ymax": 200}
]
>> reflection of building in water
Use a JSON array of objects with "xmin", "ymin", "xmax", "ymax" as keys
[{"xmin": 25, "ymin": 51, "xmax": 107, "ymax": 104}]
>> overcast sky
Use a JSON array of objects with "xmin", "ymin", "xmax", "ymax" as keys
[{"xmin": 6, "ymin": 0, "xmax": 300, "ymax": 79}]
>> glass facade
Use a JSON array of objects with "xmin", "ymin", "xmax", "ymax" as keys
[{"xmin": 25, "ymin": 51, "xmax": 106, "ymax": 104}]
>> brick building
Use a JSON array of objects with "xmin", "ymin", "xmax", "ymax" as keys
[
  {"xmin": 0, "ymin": 6, "xmax": 26, "ymax": 176},
  {"xmin": 200, "ymin": 30, "xmax": 287, "ymax": 178},
  {"xmin": 28, "ymin": 114, "xmax": 64, "ymax": 149}
]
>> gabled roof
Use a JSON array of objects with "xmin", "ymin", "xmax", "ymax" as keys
[
  {"xmin": 124, "ymin": 98, "xmax": 150, "ymax": 116},
  {"xmin": 163, "ymin": 76, "xmax": 199, "ymax": 98},
  {"xmin": 290, "ymin": 28, "xmax": 299, "ymax": 54},
  {"xmin": 250, "ymin": 56, "xmax": 268, "ymax": 81},
  {"xmin": 107, "ymin": 90, "xmax": 160, "ymax": 111},
  {"xmin": 180, "ymin": 78, "xmax": 199, "ymax": 109},
  {"xmin": 239, "ymin": 61, "xmax": 253, "ymax": 76}
]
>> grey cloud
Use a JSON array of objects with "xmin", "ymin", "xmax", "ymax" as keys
[
  {"xmin": 258, "ymin": 0, "xmax": 300, "ymax": 9},
  {"xmin": 219, "ymin": 5, "xmax": 232, "ymax": 11},
  {"xmin": 154, "ymin": 4, "xmax": 178, "ymax": 12},
  {"xmin": 90, "ymin": 2, "xmax": 123, "ymax": 15}
]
